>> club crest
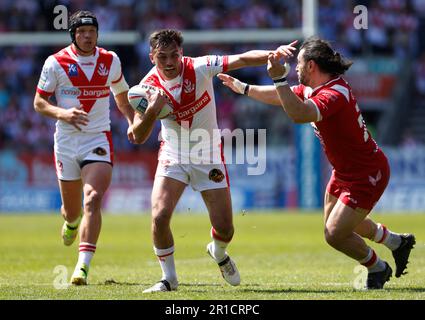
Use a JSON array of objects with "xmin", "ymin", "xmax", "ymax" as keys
[
  {"xmin": 208, "ymin": 168, "xmax": 225, "ymax": 183},
  {"xmin": 183, "ymin": 79, "xmax": 195, "ymax": 94},
  {"xmin": 93, "ymin": 147, "xmax": 107, "ymax": 156},
  {"xmin": 97, "ymin": 63, "xmax": 109, "ymax": 77}
]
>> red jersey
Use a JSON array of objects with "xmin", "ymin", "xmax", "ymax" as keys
[{"xmin": 292, "ymin": 77, "xmax": 387, "ymax": 179}]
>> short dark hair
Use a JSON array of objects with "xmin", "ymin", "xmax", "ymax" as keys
[
  {"xmin": 300, "ymin": 37, "xmax": 353, "ymax": 76},
  {"xmin": 149, "ymin": 29, "xmax": 183, "ymax": 51}
]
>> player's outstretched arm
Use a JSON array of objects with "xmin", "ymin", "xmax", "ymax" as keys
[
  {"xmin": 267, "ymin": 52, "xmax": 318, "ymax": 123},
  {"xmin": 131, "ymin": 88, "xmax": 167, "ymax": 144},
  {"xmin": 217, "ymin": 73, "xmax": 281, "ymax": 106},
  {"xmin": 33, "ymin": 92, "xmax": 89, "ymax": 131},
  {"xmin": 227, "ymin": 40, "xmax": 298, "ymax": 71}
]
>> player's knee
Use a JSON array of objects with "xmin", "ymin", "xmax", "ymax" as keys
[
  {"xmin": 324, "ymin": 226, "xmax": 344, "ymax": 248},
  {"xmin": 152, "ymin": 208, "xmax": 173, "ymax": 228},
  {"xmin": 83, "ymin": 188, "xmax": 104, "ymax": 209},
  {"xmin": 152, "ymin": 203, "xmax": 173, "ymax": 228}
]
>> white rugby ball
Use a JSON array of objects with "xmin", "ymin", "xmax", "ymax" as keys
[{"xmin": 128, "ymin": 84, "xmax": 173, "ymax": 119}]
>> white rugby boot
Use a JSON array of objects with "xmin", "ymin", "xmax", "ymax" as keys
[{"xmin": 206, "ymin": 242, "xmax": 240, "ymax": 286}]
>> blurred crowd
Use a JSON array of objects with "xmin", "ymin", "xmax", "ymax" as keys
[{"xmin": 0, "ymin": 0, "xmax": 424, "ymax": 152}]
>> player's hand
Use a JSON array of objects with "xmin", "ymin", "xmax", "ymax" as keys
[
  {"xmin": 267, "ymin": 52, "xmax": 290, "ymax": 80},
  {"xmin": 127, "ymin": 125, "xmax": 136, "ymax": 144},
  {"xmin": 146, "ymin": 87, "xmax": 167, "ymax": 115},
  {"xmin": 129, "ymin": 113, "xmax": 142, "ymax": 138},
  {"xmin": 217, "ymin": 73, "xmax": 247, "ymax": 95},
  {"xmin": 275, "ymin": 40, "xmax": 298, "ymax": 61},
  {"xmin": 60, "ymin": 105, "xmax": 89, "ymax": 131}
]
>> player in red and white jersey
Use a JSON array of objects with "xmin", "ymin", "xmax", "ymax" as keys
[
  {"xmin": 140, "ymin": 54, "xmax": 225, "ymax": 165},
  {"xmin": 219, "ymin": 37, "xmax": 415, "ymax": 290},
  {"xmin": 33, "ymin": 11, "xmax": 134, "ymax": 286},
  {"xmin": 132, "ymin": 29, "xmax": 277, "ymax": 293}
]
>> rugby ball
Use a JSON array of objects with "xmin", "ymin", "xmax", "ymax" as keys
[{"xmin": 127, "ymin": 84, "xmax": 173, "ymax": 119}]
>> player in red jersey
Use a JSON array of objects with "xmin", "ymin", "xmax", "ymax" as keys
[
  {"xmin": 34, "ymin": 11, "xmax": 134, "ymax": 285},
  {"xmin": 218, "ymin": 37, "xmax": 415, "ymax": 289}
]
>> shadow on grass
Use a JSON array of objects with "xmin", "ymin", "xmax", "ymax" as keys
[
  {"xmin": 95, "ymin": 279, "xmax": 142, "ymax": 286},
  {"xmin": 98, "ymin": 281, "xmax": 345, "ymax": 294},
  {"xmin": 98, "ymin": 280, "xmax": 222, "ymax": 288},
  {"xmin": 387, "ymin": 287, "xmax": 425, "ymax": 293},
  {"xmin": 96, "ymin": 280, "xmax": 425, "ymax": 295},
  {"xmin": 240, "ymin": 286, "xmax": 425, "ymax": 294},
  {"xmin": 240, "ymin": 288, "xmax": 345, "ymax": 294}
]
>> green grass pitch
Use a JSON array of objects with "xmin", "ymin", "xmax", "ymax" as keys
[{"xmin": 0, "ymin": 212, "xmax": 423, "ymax": 299}]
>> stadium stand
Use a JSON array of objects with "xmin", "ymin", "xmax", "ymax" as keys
[{"xmin": 0, "ymin": 0, "xmax": 423, "ymax": 152}]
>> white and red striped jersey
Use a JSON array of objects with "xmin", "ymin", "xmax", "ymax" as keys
[
  {"xmin": 36, "ymin": 45, "xmax": 129, "ymax": 134},
  {"xmin": 141, "ymin": 55, "xmax": 229, "ymax": 164}
]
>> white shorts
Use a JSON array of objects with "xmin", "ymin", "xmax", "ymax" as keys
[
  {"xmin": 155, "ymin": 160, "xmax": 229, "ymax": 192},
  {"xmin": 54, "ymin": 131, "xmax": 113, "ymax": 181}
]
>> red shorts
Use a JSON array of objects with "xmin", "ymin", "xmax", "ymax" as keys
[{"xmin": 326, "ymin": 158, "xmax": 390, "ymax": 212}]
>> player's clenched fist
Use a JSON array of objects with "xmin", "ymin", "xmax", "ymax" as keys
[{"xmin": 146, "ymin": 88, "xmax": 169, "ymax": 114}]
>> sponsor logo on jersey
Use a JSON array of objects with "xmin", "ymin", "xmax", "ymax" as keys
[
  {"xmin": 68, "ymin": 64, "xmax": 78, "ymax": 76},
  {"xmin": 208, "ymin": 168, "xmax": 224, "ymax": 183},
  {"xmin": 81, "ymin": 62, "xmax": 95, "ymax": 66},
  {"xmin": 145, "ymin": 78, "xmax": 156, "ymax": 86},
  {"xmin": 60, "ymin": 86, "xmax": 81, "ymax": 97},
  {"xmin": 183, "ymin": 79, "xmax": 195, "ymax": 94},
  {"xmin": 97, "ymin": 63, "xmax": 109, "ymax": 77},
  {"xmin": 79, "ymin": 87, "xmax": 110, "ymax": 99},
  {"xmin": 59, "ymin": 86, "xmax": 110, "ymax": 99},
  {"xmin": 175, "ymin": 91, "xmax": 211, "ymax": 121},
  {"xmin": 38, "ymin": 69, "xmax": 48, "ymax": 89},
  {"xmin": 169, "ymin": 83, "xmax": 182, "ymax": 91}
]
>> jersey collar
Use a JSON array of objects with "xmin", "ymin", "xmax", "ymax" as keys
[
  {"xmin": 311, "ymin": 76, "xmax": 341, "ymax": 94},
  {"xmin": 69, "ymin": 44, "xmax": 98, "ymax": 58}
]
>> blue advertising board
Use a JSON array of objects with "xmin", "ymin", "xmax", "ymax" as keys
[{"xmin": 295, "ymin": 124, "xmax": 322, "ymax": 209}]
